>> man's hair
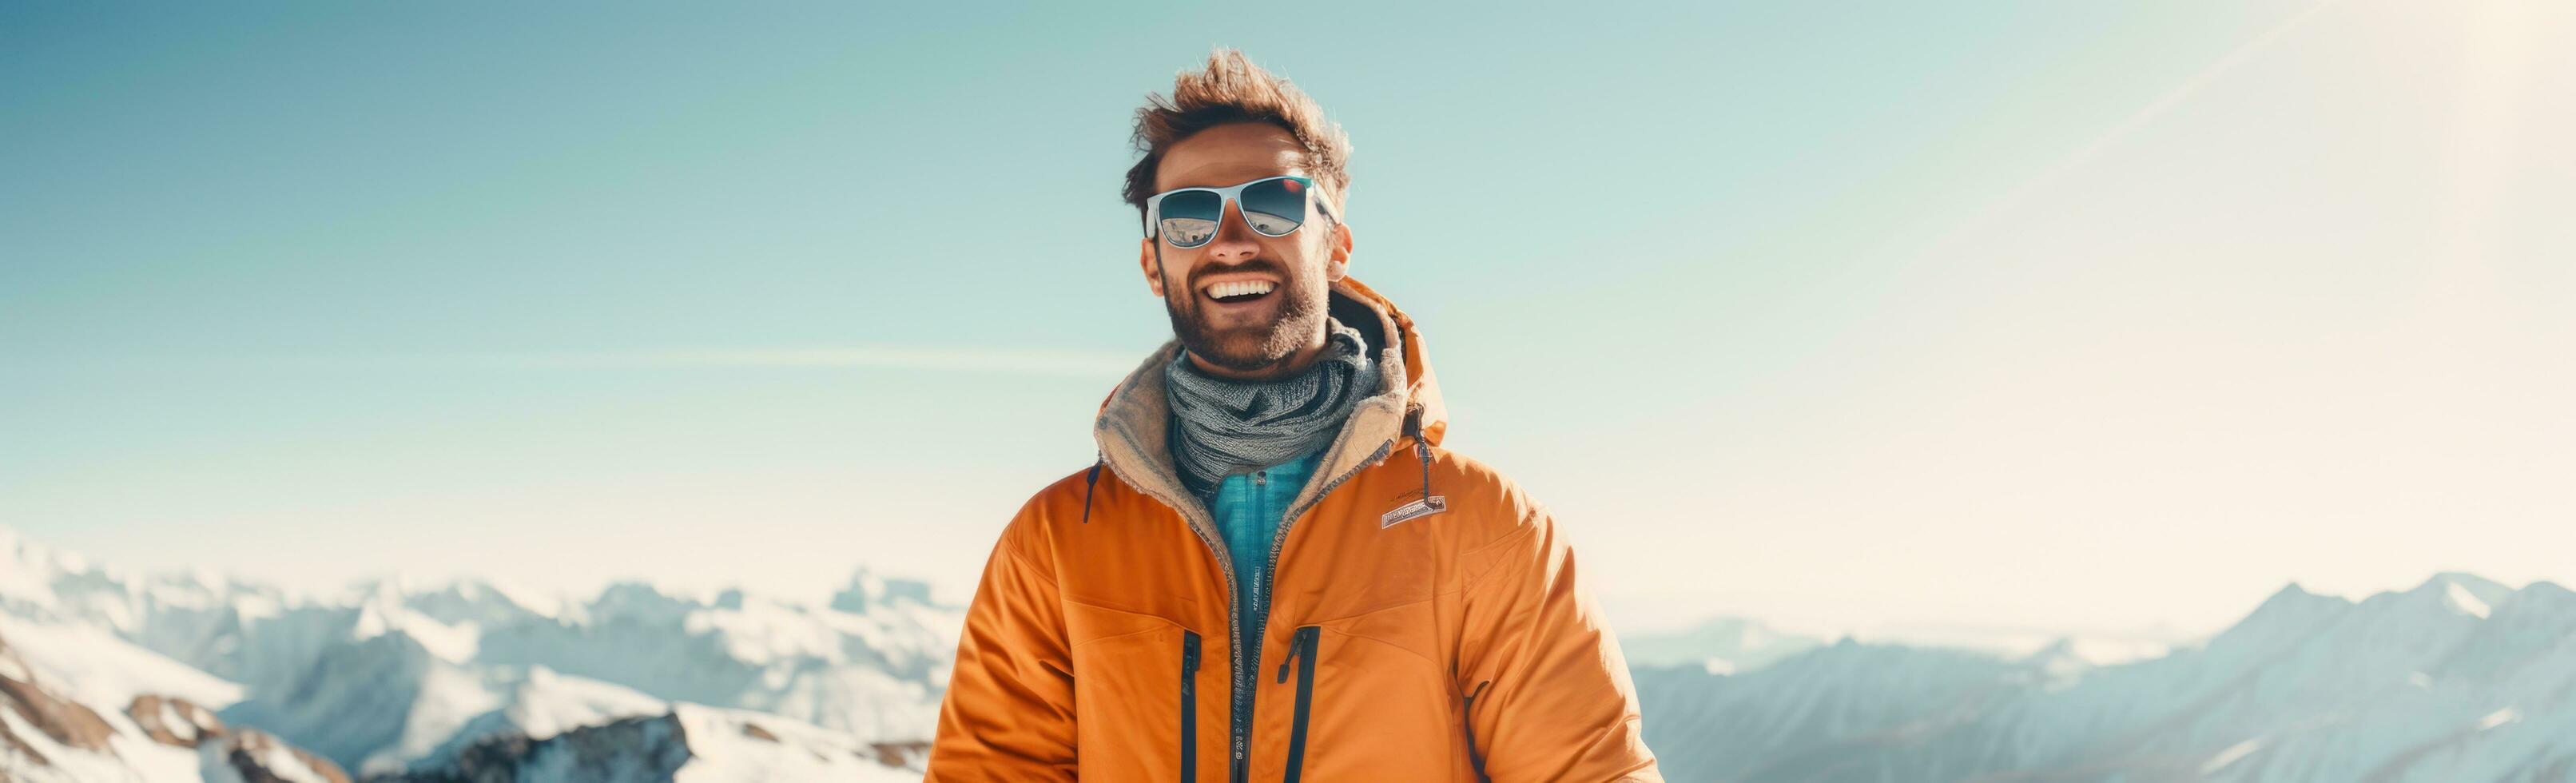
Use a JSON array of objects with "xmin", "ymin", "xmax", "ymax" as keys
[{"xmin": 1122, "ymin": 47, "xmax": 1352, "ymax": 232}]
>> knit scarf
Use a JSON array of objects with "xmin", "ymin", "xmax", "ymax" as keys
[{"xmin": 1164, "ymin": 317, "xmax": 1378, "ymax": 499}]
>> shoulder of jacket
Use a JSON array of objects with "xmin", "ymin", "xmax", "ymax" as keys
[
  {"xmin": 1410, "ymin": 444, "xmax": 1552, "ymax": 548},
  {"xmin": 1020, "ymin": 462, "xmax": 1107, "ymax": 511},
  {"xmin": 996, "ymin": 462, "xmax": 1112, "ymax": 556}
]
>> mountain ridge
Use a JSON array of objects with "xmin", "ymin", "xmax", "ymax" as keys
[
  {"xmin": 10, "ymin": 524, "xmax": 2570, "ymax": 781},
  {"xmin": 0, "ymin": 525, "xmax": 954, "ymax": 781}
]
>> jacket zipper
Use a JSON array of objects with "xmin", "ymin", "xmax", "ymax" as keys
[
  {"xmin": 1246, "ymin": 438, "xmax": 1391, "ymax": 781},
  {"xmin": 1274, "ymin": 625, "xmax": 1322, "ymax": 782},
  {"xmin": 1182, "ymin": 630, "xmax": 1202, "ymax": 782},
  {"xmin": 1098, "ymin": 409, "xmax": 1408, "ymax": 783},
  {"xmin": 1231, "ymin": 468, "xmax": 1274, "ymax": 783}
]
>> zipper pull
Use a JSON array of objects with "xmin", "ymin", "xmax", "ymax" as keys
[
  {"xmin": 1275, "ymin": 631, "xmax": 1303, "ymax": 683},
  {"xmin": 1254, "ymin": 470, "xmax": 1267, "ymax": 487}
]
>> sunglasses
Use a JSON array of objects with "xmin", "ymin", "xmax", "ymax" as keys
[{"xmin": 1143, "ymin": 175, "xmax": 1338, "ymax": 249}]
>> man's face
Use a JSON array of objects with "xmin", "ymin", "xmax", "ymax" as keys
[{"xmin": 1139, "ymin": 122, "xmax": 1353, "ymax": 379}]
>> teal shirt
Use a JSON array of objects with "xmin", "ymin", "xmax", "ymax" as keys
[{"xmin": 1195, "ymin": 448, "xmax": 1322, "ymax": 737}]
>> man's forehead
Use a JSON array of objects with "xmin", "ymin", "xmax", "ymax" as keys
[
  {"xmin": 1162, "ymin": 165, "xmax": 1309, "ymax": 191},
  {"xmin": 1157, "ymin": 128, "xmax": 1307, "ymax": 190}
]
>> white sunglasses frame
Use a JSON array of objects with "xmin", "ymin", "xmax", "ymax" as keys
[{"xmin": 1141, "ymin": 175, "xmax": 1338, "ymax": 248}]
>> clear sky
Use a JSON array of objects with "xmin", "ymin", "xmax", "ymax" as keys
[{"xmin": 6, "ymin": 0, "xmax": 2570, "ymax": 642}]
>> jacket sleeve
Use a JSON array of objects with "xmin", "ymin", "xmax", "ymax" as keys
[
  {"xmin": 924, "ymin": 519, "xmax": 1078, "ymax": 781},
  {"xmin": 1456, "ymin": 500, "xmax": 1662, "ymax": 782}
]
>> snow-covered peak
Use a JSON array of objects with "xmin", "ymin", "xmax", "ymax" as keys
[
  {"xmin": 830, "ymin": 569, "xmax": 879, "ymax": 614},
  {"xmin": 344, "ymin": 574, "xmax": 574, "ymax": 630},
  {"xmin": 2011, "ymin": 637, "xmax": 2095, "ymax": 690},
  {"xmin": 0, "ymin": 526, "xmax": 960, "ymax": 780},
  {"xmin": 826, "ymin": 567, "xmax": 939, "ymax": 618},
  {"xmin": 586, "ymin": 581, "xmax": 700, "ymax": 624},
  {"xmin": 501, "ymin": 666, "xmax": 666, "ymax": 741},
  {"xmin": 2253, "ymin": 581, "xmax": 2348, "ymax": 615},
  {"xmin": 2430, "ymin": 580, "xmax": 2576, "ymax": 683},
  {"xmin": 2202, "ymin": 581, "xmax": 2354, "ymax": 657},
  {"xmin": 2493, "ymin": 580, "xmax": 2576, "ymax": 620},
  {"xmin": 1616, "ymin": 615, "xmax": 1824, "ymax": 673},
  {"xmin": 666, "ymin": 702, "xmax": 928, "ymax": 781},
  {"xmin": 2407, "ymin": 571, "xmax": 2517, "ymax": 618},
  {"xmin": 1636, "ymin": 576, "xmax": 2576, "ymax": 780},
  {"xmin": 877, "ymin": 577, "xmax": 934, "ymax": 606},
  {"xmin": 0, "ymin": 525, "xmax": 74, "ymax": 612},
  {"xmin": 348, "ymin": 598, "xmax": 479, "ymax": 665}
]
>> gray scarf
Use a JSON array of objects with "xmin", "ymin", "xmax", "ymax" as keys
[{"xmin": 1164, "ymin": 318, "xmax": 1378, "ymax": 498}]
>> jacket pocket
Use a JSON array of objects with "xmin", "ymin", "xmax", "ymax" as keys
[
  {"xmin": 1181, "ymin": 629, "xmax": 1201, "ymax": 782},
  {"xmin": 1274, "ymin": 625, "xmax": 1322, "ymax": 782}
]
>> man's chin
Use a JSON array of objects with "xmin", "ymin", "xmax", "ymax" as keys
[
  {"xmin": 1189, "ymin": 345, "xmax": 1291, "ymax": 373},
  {"xmin": 1180, "ymin": 328, "xmax": 1295, "ymax": 373},
  {"xmin": 1165, "ymin": 290, "xmax": 1318, "ymax": 374}
]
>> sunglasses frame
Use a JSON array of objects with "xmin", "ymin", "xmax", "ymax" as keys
[{"xmin": 1142, "ymin": 175, "xmax": 1339, "ymax": 248}]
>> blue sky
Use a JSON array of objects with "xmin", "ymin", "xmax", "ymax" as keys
[{"xmin": 6, "ymin": 0, "xmax": 2569, "ymax": 639}]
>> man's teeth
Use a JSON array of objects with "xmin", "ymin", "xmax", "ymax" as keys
[{"xmin": 1207, "ymin": 280, "xmax": 1276, "ymax": 299}]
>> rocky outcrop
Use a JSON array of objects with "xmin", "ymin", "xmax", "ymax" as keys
[
  {"xmin": 865, "ymin": 739, "xmax": 932, "ymax": 768},
  {"xmin": 6, "ymin": 525, "xmax": 958, "ymax": 780},
  {"xmin": 368, "ymin": 713, "xmax": 691, "ymax": 783},
  {"xmin": 126, "ymin": 694, "xmax": 229, "ymax": 748},
  {"xmin": 364, "ymin": 706, "xmax": 931, "ymax": 782},
  {"xmin": 0, "ymin": 630, "xmax": 116, "ymax": 762},
  {"xmin": 1, "ymin": 716, "xmax": 51, "ymax": 769},
  {"xmin": 6, "ymin": 624, "xmax": 352, "ymax": 783},
  {"xmin": 205, "ymin": 728, "xmax": 354, "ymax": 783}
]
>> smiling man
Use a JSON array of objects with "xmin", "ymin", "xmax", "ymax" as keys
[{"xmin": 926, "ymin": 49, "xmax": 1660, "ymax": 782}]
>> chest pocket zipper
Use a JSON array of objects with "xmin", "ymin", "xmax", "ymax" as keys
[
  {"xmin": 1275, "ymin": 625, "xmax": 1322, "ymax": 782},
  {"xmin": 1181, "ymin": 630, "xmax": 1202, "ymax": 782}
]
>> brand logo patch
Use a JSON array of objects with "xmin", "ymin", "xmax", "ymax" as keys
[{"xmin": 1380, "ymin": 495, "xmax": 1448, "ymax": 528}]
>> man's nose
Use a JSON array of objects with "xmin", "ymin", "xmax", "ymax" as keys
[{"xmin": 1199, "ymin": 200, "xmax": 1262, "ymax": 263}]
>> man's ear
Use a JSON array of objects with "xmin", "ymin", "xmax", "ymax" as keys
[
  {"xmin": 1323, "ymin": 221, "xmax": 1355, "ymax": 281},
  {"xmin": 1139, "ymin": 237, "xmax": 1164, "ymax": 297}
]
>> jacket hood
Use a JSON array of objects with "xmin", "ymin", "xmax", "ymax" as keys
[{"xmin": 1090, "ymin": 274, "xmax": 1447, "ymax": 523}]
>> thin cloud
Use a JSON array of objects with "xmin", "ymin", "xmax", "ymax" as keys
[
  {"xmin": 435, "ymin": 346, "xmax": 1143, "ymax": 376},
  {"xmin": 44, "ymin": 345, "xmax": 1146, "ymax": 378}
]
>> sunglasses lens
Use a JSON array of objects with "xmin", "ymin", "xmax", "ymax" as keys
[
  {"xmin": 1238, "ymin": 178, "xmax": 1309, "ymax": 236},
  {"xmin": 1158, "ymin": 190, "xmax": 1222, "ymax": 248}
]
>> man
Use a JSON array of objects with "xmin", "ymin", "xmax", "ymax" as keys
[{"xmin": 927, "ymin": 48, "xmax": 1660, "ymax": 782}]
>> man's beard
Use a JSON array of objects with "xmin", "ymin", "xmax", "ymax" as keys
[{"xmin": 1161, "ymin": 261, "xmax": 1329, "ymax": 376}]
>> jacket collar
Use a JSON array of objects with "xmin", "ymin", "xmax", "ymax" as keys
[{"xmin": 1091, "ymin": 275, "xmax": 1446, "ymax": 528}]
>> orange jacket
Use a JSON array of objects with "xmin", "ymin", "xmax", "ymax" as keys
[{"xmin": 928, "ymin": 276, "xmax": 1660, "ymax": 781}]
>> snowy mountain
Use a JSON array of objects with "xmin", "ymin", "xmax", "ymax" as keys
[
  {"xmin": 2, "ymin": 622, "xmax": 348, "ymax": 783},
  {"xmin": 1619, "ymin": 616, "xmax": 1826, "ymax": 675},
  {"xmin": 1636, "ymin": 573, "xmax": 2576, "ymax": 781},
  {"xmin": 14, "ymin": 524, "xmax": 2573, "ymax": 781},
  {"xmin": 0, "ymin": 527, "xmax": 955, "ymax": 781},
  {"xmin": 368, "ymin": 703, "xmax": 927, "ymax": 783}
]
